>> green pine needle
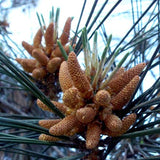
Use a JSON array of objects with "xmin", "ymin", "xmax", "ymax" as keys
[
  {"xmin": 57, "ymin": 40, "xmax": 68, "ymax": 60},
  {"xmin": 120, "ymin": 127, "xmax": 160, "ymax": 139},
  {"xmin": 0, "ymin": 51, "xmax": 65, "ymax": 118}
]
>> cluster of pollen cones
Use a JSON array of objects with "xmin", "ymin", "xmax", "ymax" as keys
[
  {"xmin": 37, "ymin": 51, "xmax": 146, "ymax": 149},
  {"xmin": 16, "ymin": 17, "xmax": 74, "ymax": 98}
]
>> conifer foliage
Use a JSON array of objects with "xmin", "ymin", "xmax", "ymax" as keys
[{"xmin": 0, "ymin": 1, "xmax": 160, "ymax": 159}]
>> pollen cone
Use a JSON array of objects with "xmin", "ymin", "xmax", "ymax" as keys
[
  {"xmin": 32, "ymin": 67, "xmax": 46, "ymax": 80},
  {"xmin": 49, "ymin": 114, "xmax": 78, "ymax": 136},
  {"xmin": 111, "ymin": 75, "xmax": 140, "ymax": 110},
  {"xmin": 39, "ymin": 119, "xmax": 61, "ymax": 129},
  {"xmin": 108, "ymin": 63, "xmax": 146, "ymax": 94},
  {"xmin": 121, "ymin": 113, "xmax": 137, "ymax": 131},
  {"xmin": 76, "ymin": 107, "xmax": 96, "ymax": 124},
  {"xmin": 104, "ymin": 114, "xmax": 122, "ymax": 132},
  {"xmin": 67, "ymin": 52, "xmax": 93, "ymax": 99},
  {"xmin": 44, "ymin": 22, "xmax": 54, "ymax": 54},
  {"xmin": 47, "ymin": 57, "xmax": 62, "ymax": 73},
  {"xmin": 94, "ymin": 90, "xmax": 111, "ymax": 107},
  {"xmin": 59, "ymin": 17, "xmax": 72, "ymax": 45},
  {"xmin": 37, "ymin": 99, "xmax": 66, "ymax": 113},
  {"xmin": 32, "ymin": 48, "xmax": 49, "ymax": 66},
  {"xmin": 22, "ymin": 41, "xmax": 34, "ymax": 55},
  {"xmin": 111, "ymin": 67, "xmax": 125, "ymax": 80},
  {"xmin": 16, "ymin": 58, "xmax": 36, "ymax": 73},
  {"xmin": 103, "ymin": 113, "xmax": 137, "ymax": 137},
  {"xmin": 39, "ymin": 134, "xmax": 60, "ymax": 141},
  {"xmin": 33, "ymin": 28, "xmax": 43, "ymax": 48},
  {"xmin": 63, "ymin": 87, "xmax": 84, "ymax": 109},
  {"xmin": 86, "ymin": 121, "xmax": 101, "ymax": 149},
  {"xmin": 59, "ymin": 61, "xmax": 73, "ymax": 92},
  {"xmin": 65, "ymin": 121, "xmax": 84, "ymax": 136},
  {"xmin": 37, "ymin": 99, "xmax": 53, "ymax": 112}
]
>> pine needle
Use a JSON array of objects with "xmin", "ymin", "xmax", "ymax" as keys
[
  {"xmin": 0, "ymin": 50, "xmax": 65, "ymax": 118},
  {"xmin": 57, "ymin": 40, "xmax": 68, "ymax": 60}
]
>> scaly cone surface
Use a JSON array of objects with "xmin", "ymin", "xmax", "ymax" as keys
[
  {"xmin": 111, "ymin": 75, "xmax": 140, "ymax": 110},
  {"xmin": 67, "ymin": 51, "xmax": 93, "ymax": 99},
  {"xmin": 49, "ymin": 114, "xmax": 79, "ymax": 136},
  {"xmin": 39, "ymin": 134, "xmax": 60, "ymax": 141},
  {"xmin": 59, "ymin": 61, "xmax": 73, "ymax": 92},
  {"xmin": 86, "ymin": 121, "xmax": 102, "ymax": 149},
  {"xmin": 107, "ymin": 63, "xmax": 146, "ymax": 95}
]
